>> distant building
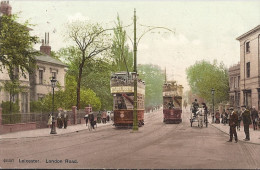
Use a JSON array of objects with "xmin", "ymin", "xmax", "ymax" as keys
[
  {"xmin": 228, "ymin": 63, "xmax": 240, "ymax": 108},
  {"xmin": 0, "ymin": 1, "xmax": 67, "ymax": 112},
  {"xmin": 231, "ymin": 24, "xmax": 260, "ymax": 110}
]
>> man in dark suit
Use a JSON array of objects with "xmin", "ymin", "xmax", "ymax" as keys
[
  {"xmin": 227, "ymin": 107, "xmax": 238, "ymax": 143},
  {"xmin": 241, "ymin": 105, "xmax": 252, "ymax": 141}
]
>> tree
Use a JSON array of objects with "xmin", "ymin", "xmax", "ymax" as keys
[
  {"xmin": 111, "ymin": 15, "xmax": 133, "ymax": 72},
  {"xmin": 30, "ymin": 75, "xmax": 101, "ymax": 112},
  {"xmin": 0, "ymin": 14, "xmax": 39, "ymax": 78},
  {"xmin": 138, "ymin": 64, "xmax": 164, "ymax": 109},
  {"xmin": 0, "ymin": 14, "xmax": 39, "ymax": 112},
  {"xmin": 64, "ymin": 20, "xmax": 111, "ymax": 110},
  {"xmin": 186, "ymin": 60, "xmax": 229, "ymax": 104},
  {"xmin": 57, "ymin": 46, "xmax": 113, "ymax": 110}
]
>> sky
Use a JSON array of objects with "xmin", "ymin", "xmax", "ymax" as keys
[{"xmin": 10, "ymin": 0, "xmax": 260, "ymax": 91}]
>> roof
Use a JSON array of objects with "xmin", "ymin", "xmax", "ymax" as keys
[
  {"xmin": 36, "ymin": 54, "xmax": 67, "ymax": 67},
  {"xmin": 236, "ymin": 25, "xmax": 260, "ymax": 41}
]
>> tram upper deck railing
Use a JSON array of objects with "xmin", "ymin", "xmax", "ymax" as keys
[
  {"xmin": 110, "ymin": 72, "xmax": 145, "ymax": 90},
  {"xmin": 163, "ymin": 81, "xmax": 183, "ymax": 97}
]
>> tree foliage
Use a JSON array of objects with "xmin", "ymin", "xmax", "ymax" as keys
[
  {"xmin": 111, "ymin": 15, "xmax": 133, "ymax": 72},
  {"xmin": 0, "ymin": 14, "xmax": 39, "ymax": 79},
  {"xmin": 138, "ymin": 64, "xmax": 164, "ymax": 109},
  {"xmin": 186, "ymin": 60, "xmax": 229, "ymax": 104},
  {"xmin": 30, "ymin": 75, "xmax": 101, "ymax": 112},
  {"xmin": 0, "ymin": 14, "xmax": 39, "ymax": 112},
  {"xmin": 64, "ymin": 20, "xmax": 111, "ymax": 110},
  {"xmin": 57, "ymin": 47, "xmax": 112, "ymax": 110}
]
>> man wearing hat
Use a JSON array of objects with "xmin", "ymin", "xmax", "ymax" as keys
[
  {"xmin": 251, "ymin": 106, "xmax": 259, "ymax": 130},
  {"xmin": 192, "ymin": 99, "xmax": 199, "ymax": 117},
  {"xmin": 227, "ymin": 107, "xmax": 238, "ymax": 142},
  {"xmin": 241, "ymin": 105, "xmax": 251, "ymax": 141}
]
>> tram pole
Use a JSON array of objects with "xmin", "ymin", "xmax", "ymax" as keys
[{"xmin": 133, "ymin": 9, "xmax": 138, "ymax": 131}]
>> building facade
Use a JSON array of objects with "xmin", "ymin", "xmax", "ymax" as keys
[
  {"xmin": 0, "ymin": 1, "xmax": 67, "ymax": 112},
  {"xmin": 228, "ymin": 63, "xmax": 240, "ymax": 108},
  {"xmin": 233, "ymin": 25, "xmax": 260, "ymax": 110},
  {"xmin": 30, "ymin": 33, "xmax": 67, "ymax": 101}
]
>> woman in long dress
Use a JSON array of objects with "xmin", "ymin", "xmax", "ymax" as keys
[{"xmin": 47, "ymin": 114, "xmax": 52, "ymax": 128}]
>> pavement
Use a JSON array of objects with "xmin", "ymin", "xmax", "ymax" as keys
[
  {"xmin": 1, "ymin": 111, "xmax": 260, "ymax": 145},
  {"xmin": 0, "ymin": 121, "xmax": 113, "ymax": 140},
  {"xmin": 211, "ymin": 122, "xmax": 260, "ymax": 145}
]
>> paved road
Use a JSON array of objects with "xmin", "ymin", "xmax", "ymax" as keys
[{"xmin": 1, "ymin": 109, "xmax": 260, "ymax": 169}]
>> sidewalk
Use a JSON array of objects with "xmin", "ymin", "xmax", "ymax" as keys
[
  {"xmin": 211, "ymin": 123, "xmax": 260, "ymax": 145},
  {"xmin": 0, "ymin": 121, "xmax": 113, "ymax": 140}
]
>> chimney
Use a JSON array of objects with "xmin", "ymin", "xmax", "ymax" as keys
[
  {"xmin": 0, "ymin": 0, "xmax": 12, "ymax": 16},
  {"xmin": 40, "ymin": 32, "xmax": 51, "ymax": 56}
]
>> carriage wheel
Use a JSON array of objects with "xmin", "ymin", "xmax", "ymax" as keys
[{"xmin": 190, "ymin": 120, "xmax": 193, "ymax": 127}]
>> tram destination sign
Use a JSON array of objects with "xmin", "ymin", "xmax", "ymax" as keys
[
  {"xmin": 111, "ymin": 86, "xmax": 134, "ymax": 93},
  {"xmin": 163, "ymin": 91, "xmax": 179, "ymax": 97},
  {"xmin": 111, "ymin": 86, "xmax": 145, "ymax": 94}
]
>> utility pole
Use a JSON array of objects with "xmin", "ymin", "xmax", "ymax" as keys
[{"xmin": 133, "ymin": 9, "xmax": 138, "ymax": 131}]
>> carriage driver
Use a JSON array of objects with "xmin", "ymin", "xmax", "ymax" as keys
[{"xmin": 192, "ymin": 99, "xmax": 199, "ymax": 117}]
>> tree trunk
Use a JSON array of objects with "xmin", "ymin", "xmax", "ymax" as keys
[{"xmin": 76, "ymin": 60, "xmax": 85, "ymax": 110}]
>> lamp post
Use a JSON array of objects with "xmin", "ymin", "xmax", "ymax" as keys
[
  {"xmin": 50, "ymin": 77, "xmax": 57, "ymax": 134},
  {"xmin": 131, "ymin": 9, "xmax": 174, "ymax": 131},
  {"xmin": 211, "ymin": 88, "xmax": 215, "ymax": 123}
]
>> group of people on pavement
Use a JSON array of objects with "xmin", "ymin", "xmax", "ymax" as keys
[
  {"xmin": 227, "ymin": 105, "xmax": 253, "ymax": 142},
  {"xmin": 222, "ymin": 105, "xmax": 259, "ymax": 143},
  {"xmin": 47, "ymin": 109, "xmax": 68, "ymax": 129},
  {"xmin": 191, "ymin": 99, "xmax": 259, "ymax": 143},
  {"xmin": 84, "ymin": 110, "xmax": 111, "ymax": 130}
]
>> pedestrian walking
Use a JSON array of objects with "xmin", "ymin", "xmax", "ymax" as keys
[
  {"xmin": 89, "ymin": 112, "xmax": 95, "ymax": 129},
  {"xmin": 84, "ymin": 113, "xmax": 89, "ymax": 126},
  {"xmin": 223, "ymin": 109, "xmax": 227, "ymax": 125},
  {"xmin": 47, "ymin": 113, "xmax": 52, "ymax": 128},
  {"xmin": 57, "ymin": 110, "xmax": 63, "ymax": 128},
  {"xmin": 227, "ymin": 107, "xmax": 238, "ymax": 143},
  {"xmin": 102, "ymin": 110, "xmax": 107, "ymax": 124},
  {"xmin": 63, "ymin": 110, "xmax": 68, "ymax": 129},
  {"xmin": 241, "ymin": 105, "xmax": 252, "ymax": 141},
  {"xmin": 237, "ymin": 107, "xmax": 241, "ymax": 131},
  {"xmin": 251, "ymin": 106, "xmax": 259, "ymax": 130}
]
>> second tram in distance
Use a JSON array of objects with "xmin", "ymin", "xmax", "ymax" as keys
[{"xmin": 163, "ymin": 81, "xmax": 183, "ymax": 123}]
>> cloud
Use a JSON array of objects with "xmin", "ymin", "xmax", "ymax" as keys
[{"xmin": 67, "ymin": 13, "xmax": 90, "ymax": 23}]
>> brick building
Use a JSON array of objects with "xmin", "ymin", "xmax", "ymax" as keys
[{"xmin": 229, "ymin": 25, "xmax": 260, "ymax": 110}]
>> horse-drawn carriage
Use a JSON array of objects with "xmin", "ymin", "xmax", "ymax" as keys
[{"xmin": 190, "ymin": 107, "xmax": 208, "ymax": 128}]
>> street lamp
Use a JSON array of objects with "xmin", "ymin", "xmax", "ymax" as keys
[
  {"xmin": 50, "ymin": 77, "xmax": 57, "ymax": 134},
  {"xmin": 131, "ymin": 9, "xmax": 174, "ymax": 131},
  {"xmin": 211, "ymin": 88, "xmax": 215, "ymax": 123}
]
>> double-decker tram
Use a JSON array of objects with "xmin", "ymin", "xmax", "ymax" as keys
[
  {"xmin": 163, "ymin": 81, "xmax": 183, "ymax": 123},
  {"xmin": 110, "ymin": 72, "xmax": 145, "ymax": 127}
]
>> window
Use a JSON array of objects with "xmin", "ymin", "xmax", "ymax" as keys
[
  {"xmin": 39, "ymin": 70, "xmax": 43, "ymax": 84},
  {"xmin": 230, "ymin": 77, "xmax": 233, "ymax": 88},
  {"xmin": 246, "ymin": 42, "xmax": 250, "ymax": 53},
  {"xmin": 246, "ymin": 62, "xmax": 250, "ymax": 78},
  {"xmin": 52, "ymin": 72, "xmax": 56, "ymax": 79},
  {"xmin": 238, "ymin": 76, "xmax": 240, "ymax": 87},
  {"xmin": 234, "ymin": 77, "xmax": 237, "ymax": 89}
]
